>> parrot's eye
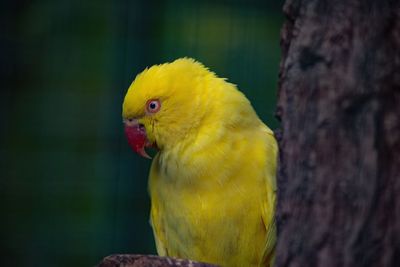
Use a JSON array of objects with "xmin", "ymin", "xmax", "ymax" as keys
[{"xmin": 146, "ymin": 99, "xmax": 161, "ymax": 113}]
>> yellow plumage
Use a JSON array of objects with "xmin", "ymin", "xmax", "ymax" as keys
[{"xmin": 122, "ymin": 58, "xmax": 277, "ymax": 267}]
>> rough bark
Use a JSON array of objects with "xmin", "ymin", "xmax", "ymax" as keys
[
  {"xmin": 96, "ymin": 254, "xmax": 218, "ymax": 267},
  {"xmin": 275, "ymin": 0, "xmax": 400, "ymax": 267}
]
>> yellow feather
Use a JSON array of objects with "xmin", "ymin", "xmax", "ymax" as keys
[{"xmin": 123, "ymin": 58, "xmax": 278, "ymax": 267}]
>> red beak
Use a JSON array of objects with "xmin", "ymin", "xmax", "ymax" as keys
[{"xmin": 124, "ymin": 122, "xmax": 152, "ymax": 159}]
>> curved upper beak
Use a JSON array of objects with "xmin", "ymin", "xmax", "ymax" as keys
[{"xmin": 124, "ymin": 119, "xmax": 152, "ymax": 159}]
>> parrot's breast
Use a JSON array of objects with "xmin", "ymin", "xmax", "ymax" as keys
[{"xmin": 148, "ymin": 128, "xmax": 276, "ymax": 267}]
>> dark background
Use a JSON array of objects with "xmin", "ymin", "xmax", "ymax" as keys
[{"xmin": 1, "ymin": 0, "xmax": 284, "ymax": 266}]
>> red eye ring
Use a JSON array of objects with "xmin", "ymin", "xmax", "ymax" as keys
[{"xmin": 146, "ymin": 99, "xmax": 161, "ymax": 113}]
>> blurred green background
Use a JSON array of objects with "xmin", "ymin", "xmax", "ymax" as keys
[{"xmin": 1, "ymin": 0, "xmax": 283, "ymax": 266}]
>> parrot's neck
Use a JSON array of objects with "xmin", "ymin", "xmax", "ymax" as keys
[{"xmin": 157, "ymin": 112, "xmax": 265, "ymax": 190}]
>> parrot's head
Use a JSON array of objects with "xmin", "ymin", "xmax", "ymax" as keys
[{"xmin": 122, "ymin": 58, "xmax": 216, "ymax": 158}]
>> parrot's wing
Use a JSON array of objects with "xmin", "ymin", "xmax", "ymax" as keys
[
  {"xmin": 261, "ymin": 192, "xmax": 277, "ymax": 266},
  {"xmin": 149, "ymin": 154, "xmax": 168, "ymax": 256},
  {"xmin": 150, "ymin": 202, "xmax": 168, "ymax": 256},
  {"xmin": 261, "ymin": 130, "xmax": 278, "ymax": 266}
]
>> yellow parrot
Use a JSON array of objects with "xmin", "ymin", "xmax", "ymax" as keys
[{"xmin": 122, "ymin": 58, "xmax": 277, "ymax": 267}]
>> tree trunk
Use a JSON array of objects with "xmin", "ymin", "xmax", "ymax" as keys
[{"xmin": 275, "ymin": 0, "xmax": 400, "ymax": 267}]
